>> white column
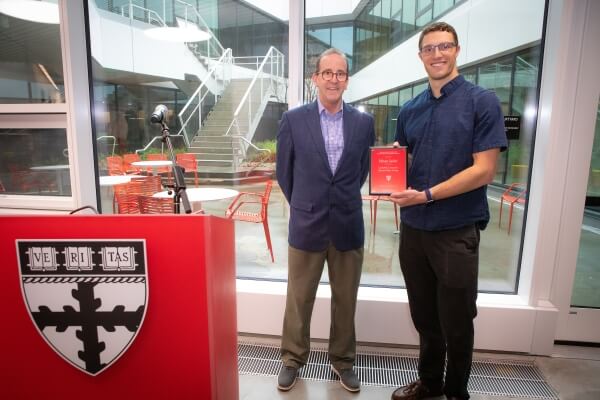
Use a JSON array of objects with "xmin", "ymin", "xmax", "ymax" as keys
[
  {"xmin": 287, "ymin": 0, "xmax": 305, "ymax": 108},
  {"xmin": 60, "ymin": 0, "xmax": 97, "ymax": 210}
]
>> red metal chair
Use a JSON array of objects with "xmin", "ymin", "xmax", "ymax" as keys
[
  {"xmin": 145, "ymin": 153, "xmax": 172, "ymax": 183},
  {"xmin": 114, "ymin": 192, "xmax": 140, "ymax": 214},
  {"xmin": 138, "ymin": 195, "xmax": 174, "ymax": 214},
  {"xmin": 113, "ymin": 180, "xmax": 147, "ymax": 214},
  {"xmin": 499, "ymin": 183, "xmax": 527, "ymax": 235},
  {"xmin": 122, "ymin": 153, "xmax": 143, "ymax": 174},
  {"xmin": 139, "ymin": 175, "xmax": 163, "ymax": 195},
  {"xmin": 226, "ymin": 180, "xmax": 274, "ymax": 262},
  {"xmin": 362, "ymin": 195, "xmax": 399, "ymax": 234},
  {"xmin": 106, "ymin": 156, "xmax": 127, "ymax": 176},
  {"xmin": 176, "ymin": 153, "xmax": 199, "ymax": 187}
]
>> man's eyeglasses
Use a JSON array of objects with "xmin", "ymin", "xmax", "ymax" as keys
[
  {"xmin": 317, "ymin": 70, "xmax": 348, "ymax": 82},
  {"xmin": 419, "ymin": 42, "xmax": 457, "ymax": 56}
]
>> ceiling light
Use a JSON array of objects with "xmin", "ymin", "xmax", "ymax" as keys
[
  {"xmin": 144, "ymin": 26, "xmax": 210, "ymax": 42},
  {"xmin": 0, "ymin": 0, "xmax": 59, "ymax": 24}
]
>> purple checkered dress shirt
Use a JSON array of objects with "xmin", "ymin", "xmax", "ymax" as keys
[{"xmin": 317, "ymin": 99, "xmax": 344, "ymax": 174}]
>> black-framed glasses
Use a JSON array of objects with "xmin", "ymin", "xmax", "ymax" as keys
[
  {"xmin": 419, "ymin": 42, "xmax": 457, "ymax": 56},
  {"xmin": 317, "ymin": 70, "xmax": 348, "ymax": 82}
]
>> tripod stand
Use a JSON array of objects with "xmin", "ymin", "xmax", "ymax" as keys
[{"xmin": 158, "ymin": 121, "xmax": 191, "ymax": 214}]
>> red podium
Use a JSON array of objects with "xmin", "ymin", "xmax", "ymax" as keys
[{"xmin": 0, "ymin": 215, "xmax": 238, "ymax": 400}]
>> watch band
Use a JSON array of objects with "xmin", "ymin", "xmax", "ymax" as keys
[{"xmin": 425, "ymin": 188, "xmax": 434, "ymax": 204}]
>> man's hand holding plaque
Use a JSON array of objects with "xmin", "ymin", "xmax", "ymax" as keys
[{"xmin": 369, "ymin": 146, "xmax": 407, "ymax": 195}]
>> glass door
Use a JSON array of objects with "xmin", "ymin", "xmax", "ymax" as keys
[
  {"xmin": 554, "ymin": 0, "xmax": 600, "ymax": 343},
  {"xmin": 558, "ymin": 103, "xmax": 600, "ymax": 343}
]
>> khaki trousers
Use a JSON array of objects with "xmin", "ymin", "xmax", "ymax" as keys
[{"xmin": 280, "ymin": 244, "xmax": 363, "ymax": 370}]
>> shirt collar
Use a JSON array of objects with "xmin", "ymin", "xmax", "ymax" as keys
[
  {"xmin": 426, "ymin": 75, "xmax": 466, "ymax": 99},
  {"xmin": 317, "ymin": 98, "xmax": 344, "ymax": 117}
]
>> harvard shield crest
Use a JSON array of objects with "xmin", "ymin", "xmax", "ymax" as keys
[{"xmin": 17, "ymin": 240, "xmax": 148, "ymax": 376}]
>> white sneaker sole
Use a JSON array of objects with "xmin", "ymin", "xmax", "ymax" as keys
[{"xmin": 331, "ymin": 366, "xmax": 361, "ymax": 393}]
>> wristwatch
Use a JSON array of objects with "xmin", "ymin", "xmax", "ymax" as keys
[{"xmin": 424, "ymin": 188, "xmax": 434, "ymax": 204}]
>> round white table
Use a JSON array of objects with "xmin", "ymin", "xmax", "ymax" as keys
[
  {"xmin": 30, "ymin": 164, "xmax": 70, "ymax": 194},
  {"xmin": 99, "ymin": 175, "xmax": 134, "ymax": 186},
  {"xmin": 153, "ymin": 187, "xmax": 239, "ymax": 213},
  {"xmin": 131, "ymin": 160, "xmax": 172, "ymax": 175},
  {"xmin": 153, "ymin": 187, "xmax": 238, "ymax": 201}
]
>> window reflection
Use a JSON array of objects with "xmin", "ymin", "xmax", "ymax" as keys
[
  {"xmin": 0, "ymin": 3, "xmax": 65, "ymax": 104},
  {"xmin": 0, "ymin": 128, "xmax": 70, "ymax": 196}
]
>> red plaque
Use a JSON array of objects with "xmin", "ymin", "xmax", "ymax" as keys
[{"xmin": 369, "ymin": 146, "xmax": 407, "ymax": 195}]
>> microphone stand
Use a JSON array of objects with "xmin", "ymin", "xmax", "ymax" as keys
[{"xmin": 159, "ymin": 121, "xmax": 192, "ymax": 214}]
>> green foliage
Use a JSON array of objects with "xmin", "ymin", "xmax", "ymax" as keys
[
  {"xmin": 140, "ymin": 147, "xmax": 186, "ymax": 160},
  {"xmin": 248, "ymin": 140, "xmax": 276, "ymax": 163}
]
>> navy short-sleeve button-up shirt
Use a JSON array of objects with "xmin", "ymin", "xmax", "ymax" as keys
[{"xmin": 395, "ymin": 75, "xmax": 508, "ymax": 231}]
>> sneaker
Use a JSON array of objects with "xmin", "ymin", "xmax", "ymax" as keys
[
  {"xmin": 277, "ymin": 365, "xmax": 298, "ymax": 391},
  {"xmin": 391, "ymin": 380, "xmax": 443, "ymax": 399},
  {"xmin": 332, "ymin": 366, "xmax": 360, "ymax": 392}
]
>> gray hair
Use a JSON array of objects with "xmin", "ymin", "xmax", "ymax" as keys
[{"xmin": 314, "ymin": 48, "xmax": 349, "ymax": 73}]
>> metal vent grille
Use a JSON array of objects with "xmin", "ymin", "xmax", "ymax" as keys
[{"xmin": 238, "ymin": 342, "xmax": 558, "ymax": 399}]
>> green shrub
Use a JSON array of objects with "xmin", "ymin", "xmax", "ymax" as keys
[{"xmin": 248, "ymin": 140, "xmax": 276, "ymax": 163}]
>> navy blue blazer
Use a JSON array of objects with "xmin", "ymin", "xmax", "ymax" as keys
[{"xmin": 276, "ymin": 101, "xmax": 375, "ymax": 252}]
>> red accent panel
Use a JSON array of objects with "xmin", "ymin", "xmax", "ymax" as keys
[{"xmin": 0, "ymin": 215, "xmax": 238, "ymax": 400}]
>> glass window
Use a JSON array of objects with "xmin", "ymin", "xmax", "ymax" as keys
[
  {"xmin": 303, "ymin": 0, "xmax": 546, "ymax": 293},
  {"xmin": 412, "ymin": 81, "xmax": 429, "ymax": 97},
  {"xmin": 331, "ymin": 26, "xmax": 353, "ymax": 56},
  {"xmin": 402, "ymin": 0, "xmax": 417, "ymax": 37},
  {"xmin": 0, "ymin": 126, "xmax": 70, "ymax": 196},
  {"xmin": 433, "ymin": 0, "xmax": 455, "ymax": 18},
  {"xmin": 87, "ymin": 0, "xmax": 289, "ymax": 279},
  {"xmin": 478, "ymin": 58, "xmax": 513, "ymax": 115},
  {"xmin": 399, "ymin": 87, "xmax": 413, "ymax": 107},
  {"xmin": 0, "ymin": 0, "xmax": 65, "ymax": 104},
  {"xmin": 506, "ymin": 49, "xmax": 539, "ymax": 184},
  {"xmin": 308, "ymin": 27, "xmax": 331, "ymax": 45},
  {"xmin": 573, "ymin": 101, "xmax": 600, "ymax": 308},
  {"xmin": 0, "ymin": 1, "xmax": 71, "ymax": 201},
  {"xmin": 415, "ymin": 0, "xmax": 433, "ymax": 28}
]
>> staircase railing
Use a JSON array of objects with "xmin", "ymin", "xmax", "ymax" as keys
[
  {"xmin": 225, "ymin": 46, "xmax": 285, "ymax": 167},
  {"xmin": 177, "ymin": 48, "xmax": 233, "ymax": 146},
  {"xmin": 171, "ymin": 0, "xmax": 225, "ymax": 61},
  {"xmin": 119, "ymin": 3, "xmax": 165, "ymax": 26},
  {"xmin": 118, "ymin": 0, "xmax": 225, "ymax": 62}
]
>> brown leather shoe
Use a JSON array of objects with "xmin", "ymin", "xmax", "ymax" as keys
[{"xmin": 391, "ymin": 380, "xmax": 443, "ymax": 400}]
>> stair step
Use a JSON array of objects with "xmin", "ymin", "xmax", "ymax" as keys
[
  {"xmin": 190, "ymin": 153, "xmax": 234, "ymax": 161},
  {"xmin": 192, "ymin": 135, "xmax": 233, "ymax": 142},
  {"xmin": 189, "ymin": 146, "xmax": 235, "ymax": 154},
  {"xmin": 197, "ymin": 159, "xmax": 234, "ymax": 167}
]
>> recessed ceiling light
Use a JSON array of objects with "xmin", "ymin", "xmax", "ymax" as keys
[
  {"xmin": 144, "ymin": 26, "xmax": 211, "ymax": 42},
  {"xmin": 0, "ymin": 0, "xmax": 59, "ymax": 24}
]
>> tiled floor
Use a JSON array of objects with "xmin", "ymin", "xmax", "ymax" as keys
[{"xmin": 239, "ymin": 337, "xmax": 600, "ymax": 400}]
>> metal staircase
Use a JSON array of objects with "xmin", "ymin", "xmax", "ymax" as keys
[
  {"xmin": 115, "ymin": 1, "xmax": 286, "ymax": 182},
  {"xmin": 187, "ymin": 79, "xmax": 253, "ymax": 172},
  {"xmin": 178, "ymin": 46, "xmax": 286, "ymax": 180}
]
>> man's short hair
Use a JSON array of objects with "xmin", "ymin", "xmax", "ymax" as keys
[
  {"xmin": 314, "ymin": 48, "xmax": 348, "ymax": 73},
  {"xmin": 418, "ymin": 22, "xmax": 459, "ymax": 50}
]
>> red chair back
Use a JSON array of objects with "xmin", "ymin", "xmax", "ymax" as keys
[
  {"xmin": 139, "ymin": 195, "xmax": 174, "ymax": 214},
  {"xmin": 122, "ymin": 153, "xmax": 142, "ymax": 174},
  {"xmin": 106, "ymin": 156, "xmax": 126, "ymax": 175},
  {"xmin": 176, "ymin": 153, "xmax": 199, "ymax": 186},
  {"xmin": 146, "ymin": 153, "xmax": 172, "ymax": 175},
  {"xmin": 225, "ymin": 180, "xmax": 274, "ymax": 262}
]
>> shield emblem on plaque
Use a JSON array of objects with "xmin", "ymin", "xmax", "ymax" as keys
[{"xmin": 17, "ymin": 240, "xmax": 148, "ymax": 376}]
